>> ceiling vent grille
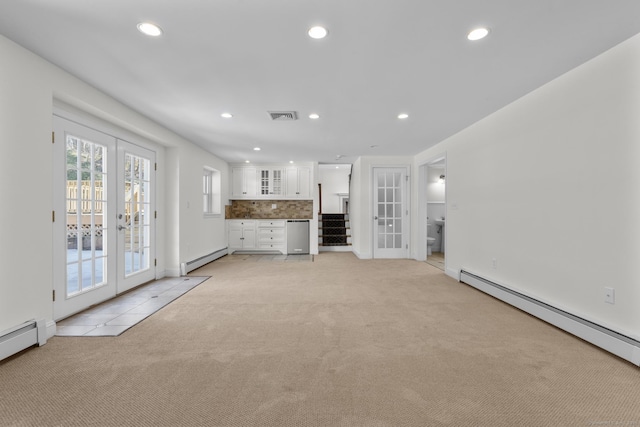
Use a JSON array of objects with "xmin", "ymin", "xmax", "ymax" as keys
[{"xmin": 268, "ymin": 111, "xmax": 298, "ymax": 121}]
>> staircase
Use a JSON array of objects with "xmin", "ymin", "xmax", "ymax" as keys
[{"xmin": 318, "ymin": 213, "xmax": 352, "ymax": 252}]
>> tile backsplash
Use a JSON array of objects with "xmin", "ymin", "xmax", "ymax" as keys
[{"xmin": 227, "ymin": 200, "xmax": 313, "ymax": 219}]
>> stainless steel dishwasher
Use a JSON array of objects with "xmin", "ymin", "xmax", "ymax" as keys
[{"xmin": 287, "ymin": 220, "xmax": 310, "ymax": 254}]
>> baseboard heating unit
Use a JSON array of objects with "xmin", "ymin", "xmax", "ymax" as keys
[
  {"xmin": 180, "ymin": 248, "xmax": 228, "ymax": 275},
  {"xmin": 1, "ymin": 320, "xmax": 47, "ymax": 362},
  {"xmin": 460, "ymin": 270, "xmax": 640, "ymax": 366}
]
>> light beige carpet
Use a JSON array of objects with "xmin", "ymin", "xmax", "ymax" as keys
[{"xmin": 1, "ymin": 253, "xmax": 639, "ymax": 426}]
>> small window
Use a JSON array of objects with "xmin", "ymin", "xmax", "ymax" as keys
[{"xmin": 203, "ymin": 167, "xmax": 221, "ymax": 216}]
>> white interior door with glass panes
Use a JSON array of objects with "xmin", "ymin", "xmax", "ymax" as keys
[
  {"xmin": 373, "ymin": 167, "xmax": 409, "ymax": 258},
  {"xmin": 53, "ymin": 117, "xmax": 156, "ymax": 320}
]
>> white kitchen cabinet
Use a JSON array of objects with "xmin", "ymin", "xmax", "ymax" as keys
[
  {"xmin": 258, "ymin": 168, "xmax": 284, "ymax": 197},
  {"xmin": 228, "ymin": 220, "xmax": 256, "ymax": 251},
  {"xmin": 285, "ymin": 166, "xmax": 311, "ymax": 198},
  {"xmin": 230, "ymin": 163, "xmax": 313, "ymax": 200},
  {"xmin": 257, "ymin": 220, "xmax": 286, "ymax": 252},
  {"xmin": 231, "ymin": 167, "xmax": 257, "ymax": 198}
]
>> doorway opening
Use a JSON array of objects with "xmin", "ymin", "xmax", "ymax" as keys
[
  {"xmin": 318, "ymin": 164, "xmax": 352, "ymax": 252},
  {"xmin": 419, "ymin": 157, "xmax": 446, "ymax": 271}
]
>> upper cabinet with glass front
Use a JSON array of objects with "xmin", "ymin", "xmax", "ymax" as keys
[
  {"xmin": 258, "ymin": 168, "xmax": 284, "ymax": 197},
  {"xmin": 230, "ymin": 163, "xmax": 313, "ymax": 200}
]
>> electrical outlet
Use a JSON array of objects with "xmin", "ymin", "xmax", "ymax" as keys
[
  {"xmin": 604, "ymin": 287, "xmax": 615, "ymax": 304},
  {"xmin": 492, "ymin": 258, "xmax": 497, "ymax": 269},
  {"xmin": 271, "ymin": 203, "xmax": 277, "ymax": 209}
]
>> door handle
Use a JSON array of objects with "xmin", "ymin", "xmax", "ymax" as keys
[
  {"xmin": 374, "ymin": 216, "xmax": 378, "ymax": 220},
  {"xmin": 118, "ymin": 225, "xmax": 130, "ymax": 231}
]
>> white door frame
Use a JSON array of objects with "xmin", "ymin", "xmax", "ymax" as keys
[{"xmin": 371, "ymin": 166, "xmax": 410, "ymax": 259}]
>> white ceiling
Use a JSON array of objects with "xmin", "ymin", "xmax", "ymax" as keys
[{"xmin": 2, "ymin": 1, "xmax": 640, "ymax": 164}]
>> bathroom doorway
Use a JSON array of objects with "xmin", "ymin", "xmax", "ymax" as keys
[{"xmin": 422, "ymin": 157, "xmax": 446, "ymax": 271}]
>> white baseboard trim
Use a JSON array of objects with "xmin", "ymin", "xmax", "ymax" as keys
[
  {"xmin": 46, "ymin": 320, "xmax": 57, "ymax": 340},
  {"xmin": 351, "ymin": 249, "xmax": 371, "ymax": 259},
  {"xmin": 460, "ymin": 270, "xmax": 640, "ymax": 366},
  {"xmin": 445, "ymin": 267, "xmax": 459, "ymax": 281},
  {"xmin": 319, "ymin": 246, "xmax": 353, "ymax": 252},
  {"xmin": 165, "ymin": 268, "xmax": 181, "ymax": 277},
  {"xmin": 181, "ymin": 248, "xmax": 228, "ymax": 275}
]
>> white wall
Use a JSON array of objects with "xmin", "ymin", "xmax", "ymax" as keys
[
  {"xmin": 351, "ymin": 156, "xmax": 413, "ymax": 259},
  {"xmin": 0, "ymin": 35, "xmax": 228, "ymax": 333},
  {"xmin": 318, "ymin": 165, "xmax": 350, "ymax": 213},
  {"xmin": 426, "ymin": 167, "xmax": 445, "ymax": 203},
  {"xmin": 175, "ymin": 146, "xmax": 229, "ymax": 275},
  {"xmin": 414, "ymin": 33, "xmax": 640, "ymax": 339}
]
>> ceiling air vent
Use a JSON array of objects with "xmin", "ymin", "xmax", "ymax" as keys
[{"xmin": 268, "ymin": 111, "xmax": 298, "ymax": 121}]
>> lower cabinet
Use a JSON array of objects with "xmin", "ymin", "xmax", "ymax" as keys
[
  {"xmin": 257, "ymin": 220, "xmax": 286, "ymax": 251},
  {"xmin": 228, "ymin": 219, "xmax": 287, "ymax": 254},
  {"xmin": 228, "ymin": 220, "xmax": 256, "ymax": 250}
]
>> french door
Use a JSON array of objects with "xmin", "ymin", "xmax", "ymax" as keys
[
  {"xmin": 373, "ymin": 167, "xmax": 409, "ymax": 258},
  {"xmin": 53, "ymin": 117, "xmax": 155, "ymax": 320},
  {"xmin": 116, "ymin": 141, "xmax": 156, "ymax": 293}
]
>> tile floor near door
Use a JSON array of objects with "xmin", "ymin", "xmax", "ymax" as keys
[
  {"xmin": 55, "ymin": 276, "xmax": 209, "ymax": 337},
  {"xmin": 55, "ymin": 255, "xmax": 312, "ymax": 337}
]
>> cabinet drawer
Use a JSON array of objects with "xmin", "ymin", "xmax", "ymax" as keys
[
  {"xmin": 257, "ymin": 220, "xmax": 285, "ymax": 228},
  {"xmin": 258, "ymin": 228, "xmax": 285, "ymax": 237},
  {"xmin": 258, "ymin": 230, "xmax": 284, "ymax": 243},
  {"xmin": 258, "ymin": 243, "xmax": 285, "ymax": 249},
  {"xmin": 258, "ymin": 237, "xmax": 284, "ymax": 244},
  {"xmin": 229, "ymin": 220, "xmax": 256, "ymax": 229}
]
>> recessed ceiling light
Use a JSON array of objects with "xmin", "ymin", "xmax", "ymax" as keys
[
  {"xmin": 289, "ymin": 161, "xmax": 294, "ymax": 164},
  {"xmin": 467, "ymin": 27, "xmax": 489, "ymax": 41},
  {"xmin": 253, "ymin": 147, "xmax": 261, "ymax": 151},
  {"xmin": 309, "ymin": 113, "xmax": 320, "ymax": 119},
  {"xmin": 245, "ymin": 160, "xmax": 250, "ymax": 163},
  {"xmin": 137, "ymin": 22, "xmax": 163, "ymax": 37},
  {"xmin": 221, "ymin": 112, "xmax": 233, "ymax": 118},
  {"xmin": 308, "ymin": 26, "xmax": 328, "ymax": 39},
  {"xmin": 398, "ymin": 113, "xmax": 409, "ymax": 119}
]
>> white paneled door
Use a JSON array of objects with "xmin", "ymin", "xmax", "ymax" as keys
[
  {"xmin": 373, "ymin": 167, "xmax": 409, "ymax": 259},
  {"xmin": 53, "ymin": 117, "xmax": 155, "ymax": 320}
]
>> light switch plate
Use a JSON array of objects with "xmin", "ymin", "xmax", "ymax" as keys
[{"xmin": 604, "ymin": 287, "xmax": 615, "ymax": 304}]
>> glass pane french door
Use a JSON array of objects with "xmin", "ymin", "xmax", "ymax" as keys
[
  {"xmin": 53, "ymin": 117, "xmax": 117, "ymax": 320},
  {"xmin": 373, "ymin": 167, "xmax": 409, "ymax": 259},
  {"xmin": 116, "ymin": 140, "xmax": 155, "ymax": 293},
  {"xmin": 53, "ymin": 117, "xmax": 156, "ymax": 320}
]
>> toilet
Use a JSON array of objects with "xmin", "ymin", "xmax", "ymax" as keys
[{"xmin": 426, "ymin": 237, "xmax": 436, "ymax": 255}]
